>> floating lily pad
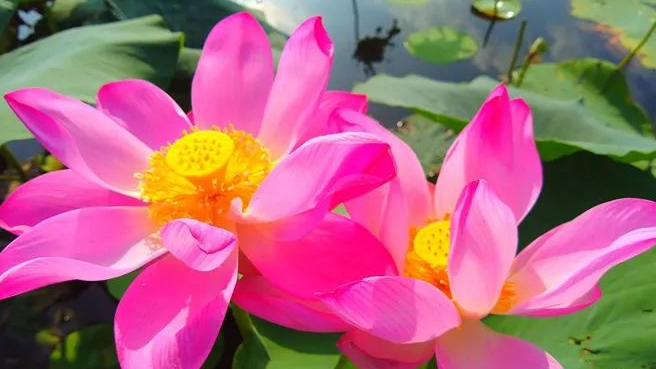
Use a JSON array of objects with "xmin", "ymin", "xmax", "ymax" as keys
[
  {"xmin": 404, "ymin": 26, "xmax": 478, "ymax": 64},
  {"xmin": 472, "ymin": 0, "xmax": 522, "ymax": 20},
  {"xmin": 571, "ymin": 0, "xmax": 656, "ymax": 69},
  {"xmin": 385, "ymin": 0, "xmax": 430, "ymax": 6},
  {"xmin": 0, "ymin": 16, "xmax": 181, "ymax": 145}
]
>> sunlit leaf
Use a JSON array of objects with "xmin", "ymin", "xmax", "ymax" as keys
[
  {"xmin": 404, "ymin": 26, "xmax": 478, "ymax": 64},
  {"xmin": 571, "ymin": 0, "xmax": 656, "ymax": 69},
  {"xmin": 354, "ymin": 72, "xmax": 656, "ymax": 161},
  {"xmin": 472, "ymin": 0, "xmax": 522, "ymax": 20},
  {"xmin": 0, "ymin": 16, "xmax": 181, "ymax": 145}
]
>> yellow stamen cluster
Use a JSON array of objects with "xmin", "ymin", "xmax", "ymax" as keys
[
  {"xmin": 404, "ymin": 217, "xmax": 517, "ymax": 314},
  {"xmin": 137, "ymin": 126, "xmax": 273, "ymax": 229}
]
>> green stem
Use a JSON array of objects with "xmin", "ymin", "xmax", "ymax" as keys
[
  {"xmin": 617, "ymin": 18, "xmax": 656, "ymax": 70},
  {"xmin": 507, "ymin": 20, "xmax": 527, "ymax": 84},
  {"xmin": 334, "ymin": 354, "xmax": 350, "ymax": 369},
  {"xmin": 231, "ymin": 305, "xmax": 255, "ymax": 341},
  {"xmin": 0, "ymin": 145, "xmax": 27, "ymax": 182}
]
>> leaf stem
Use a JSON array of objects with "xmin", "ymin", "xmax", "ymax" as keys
[
  {"xmin": 507, "ymin": 20, "xmax": 527, "ymax": 84},
  {"xmin": 230, "ymin": 305, "xmax": 255, "ymax": 341},
  {"xmin": 0, "ymin": 145, "xmax": 27, "ymax": 182},
  {"xmin": 334, "ymin": 354, "xmax": 350, "ymax": 369},
  {"xmin": 617, "ymin": 18, "xmax": 656, "ymax": 70}
]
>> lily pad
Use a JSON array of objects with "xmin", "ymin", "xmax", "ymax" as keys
[
  {"xmin": 395, "ymin": 114, "xmax": 456, "ymax": 179},
  {"xmin": 353, "ymin": 71, "xmax": 656, "ymax": 161},
  {"xmin": 233, "ymin": 315, "xmax": 342, "ymax": 369},
  {"xmin": 0, "ymin": 15, "xmax": 181, "ymax": 145},
  {"xmin": 111, "ymin": 0, "xmax": 275, "ymax": 47},
  {"xmin": 488, "ymin": 152, "xmax": 656, "ymax": 368},
  {"xmin": 404, "ymin": 26, "xmax": 478, "ymax": 64},
  {"xmin": 571, "ymin": 0, "xmax": 656, "ymax": 69},
  {"xmin": 472, "ymin": 0, "xmax": 522, "ymax": 20},
  {"xmin": 385, "ymin": 0, "xmax": 430, "ymax": 6}
]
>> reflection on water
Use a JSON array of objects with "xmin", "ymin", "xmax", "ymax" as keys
[
  {"xmin": 241, "ymin": 0, "xmax": 656, "ymax": 125},
  {"xmin": 353, "ymin": 18, "xmax": 401, "ymax": 76}
]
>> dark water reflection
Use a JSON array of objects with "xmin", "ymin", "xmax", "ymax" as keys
[{"xmin": 243, "ymin": 0, "xmax": 656, "ymax": 126}]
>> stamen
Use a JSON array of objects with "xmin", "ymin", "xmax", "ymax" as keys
[{"xmin": 137, "ymin": 126, "xmax": 273, "ymax": 227}]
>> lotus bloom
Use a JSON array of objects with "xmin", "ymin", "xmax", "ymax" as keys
[
  {"xmin": 300, "ymin": 85, "xmax": 656, "ymax": 369},
  {"xmin": 0, "ymin": 12, "xmax": 398, "ymax": 369}
]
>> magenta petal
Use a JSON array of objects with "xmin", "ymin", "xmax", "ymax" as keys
[
  {"xmin": 97, "ymin": 79, "xmax": 191, "ymax": 150},
  {"xmin": 233, "ymin": 276, "xmax": 349, "ymax": 332},
  {"xmin": 0, "ymin": 207, "xmax": 161, "ymax": 300},
  {"xmin": 161, "ymin": 219, "xmax": 237, "ymax": 272},
  {"xmin": 338, "ymin": 330, "xmax": 436, "ymax": 369},
  {"xmin": 192, "ymin": 12, "xmax": 273, "ymax": 134},
  {"xmin": 434, "ymin": 85, "xmax": 541, "ymax": 222},
  {"xmin": 5, "ymin": 88, "xmax": 152, "ymax": 196},
  {"xmin": 115, "ymin": 252, "xmax": 237, "ymax": 369},
  {"xmin": 509, "ymin": 198, "xmax": 656, "ymax": 316},
  {"xmin": 240, "ymin": 132, "xmax": 395, "ymax": 240},
  {"xmin": 238, "ymin": 213, "xmax": 397, "ymax": 299},
  {"xmin": 435, "ymin": 320, "xmax": 562, "ymax": 369},
  {"xmin": 0, "ymin": 169, "xmax": 141, "ymax": 235},
  {"xmin": 320, "ymin": 276, "xmax": 460, "ymax": 344},
  {"xmin": 449, "ymin": 181, "xmax": 518, "ymax": 318},
  {"xmin": 292, "ymin": 91, "xmax": 368, "ymax": 150},
  {"xmin": 257, "ymin": 16, "xmax": 334, "ymax": 157}
]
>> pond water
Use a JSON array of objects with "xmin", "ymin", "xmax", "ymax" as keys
[{"xmin": 242, "ymin": 0, "xmax": 656, "ymax": 125}]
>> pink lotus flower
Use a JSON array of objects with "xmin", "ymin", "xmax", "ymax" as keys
[
  {"xmin": 0, "ymin": 12, "xmax": 398, "ymax": 369},
  {"xmin": 239, "ymin": 85, "xmax": 656, "ymax": 368}
]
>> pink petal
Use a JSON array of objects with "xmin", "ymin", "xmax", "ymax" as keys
[
  {"xmin": 449, "ymin": 181, "xmax": 517, "ymax": 318},
  {"xmin": 435, "ymin": 320, "xmax": 563, "ymax": 369},
  {"xmin": 338, "ymin": 330, "xmax": 436, "ymax": 369},
  {"xmin": 160, "ymin": 219, "xmax": 237, "ymax": 272},
  {"xmin": 0, "ymin": 169, "xmax": 141, "ymax": 235},
  {"xmin": 434, "ymin": 85, "xmax": 541, "ymax": 222},
  {"xmin": 0, "ymin": 206, "xmax": 161, "ymax": 300},
  {"xmin": 238, "ymin": 213, "xmax": 397, "ymax": 299},
  {"xmin": 96, "ymin": 79, "xmax": 191, "ymax": 150},
  {"xmin": 509, "ymin": 199, "xmax": 656, "ymax": 316},
  {"xmin": 331, "ymin": 110, "xmax": 432, "ymax": 269},
  {"xmin": 191, "ymin": 12, "xmax": 274, "ymax": 134},
  {"xmin": 238, "ymin": 132, "xmax": 395, "ymax": 240},
  {"xmin": 334, "ymin": 110, "xmax": 433, "ymax": 225},
  {"xmin": 233, "ymin": 276, "xmax": 349, "ymax": 332},
  {"xmin": 5, "ymin": 88, "xmax": 152, "ymax": 196},
  {"xmin": 292, "ymin": 91, "xmax": 368, "ymax": 150},
  {"xmin": 257, "ymin": 16, "xmax": 334, "ymax": 158},
  {"xmin": 115, "ymin": 252, "xmax": 237, "ymax": 369},
  {"xmin": 320, "ymin": 276, "xmax": 460, "ymax": 344}
]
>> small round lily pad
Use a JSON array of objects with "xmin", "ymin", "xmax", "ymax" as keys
[{"xmin": 404, "ymin": 26, "xmax": 478, "ymax": 64}]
